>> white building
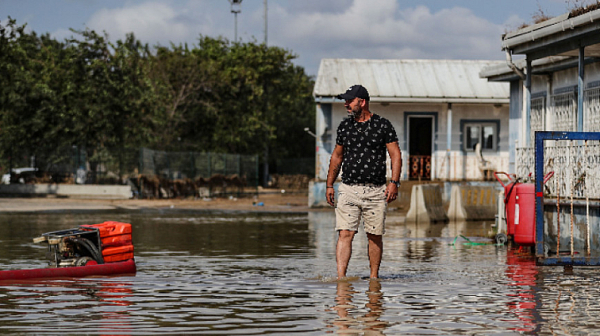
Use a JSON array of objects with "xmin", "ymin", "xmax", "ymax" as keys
[
  {"xmin": 480, "ymin": 7, "xmax": 600, "ymax": 263},
  {"xmin": 480, "ymin": 8, "xmax": 600, "ymax": 182},
  {"xmin": 313, "ymin": 59, "xmax": 510, "ymax": 184}
]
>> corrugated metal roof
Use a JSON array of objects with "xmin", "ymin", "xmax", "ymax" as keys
[
  {"xmin": 501, "ymin": 10, "xmax": 600, "ymax": 52},
  {"xmin": 314, "ymin": 59, "xmax": 509, "ymax": 103},
  {"xmin": 480, "ymin": 56, "xmax": 573, "ymax": 81}
]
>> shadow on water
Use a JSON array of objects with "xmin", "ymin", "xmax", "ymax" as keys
[{"xmin": 0, "ymin": 211, "xmax": 597, "ymax": 334}]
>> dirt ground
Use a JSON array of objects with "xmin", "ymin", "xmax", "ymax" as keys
[
  {"xmin": 0, "ymin": 192, "xmax": 304, "ymax": 213},
  {"xmin": 0, "ymin": 189, "xmax": 409, "ymax": 215}
]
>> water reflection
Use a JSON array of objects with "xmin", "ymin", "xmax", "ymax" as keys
[
  {"xmin": 136, "ymin": 213, "xmax": 310, "ymax": 257},
  {"xmin": 0, "ymin": 212, "xmax": 599, "ymax": 334},
  {"xmin": 91, "ymin": 281, "xmax": 134, "ymax": 334},
  {"xmin": 0, "ymin": 278, "xmax": 135, "ymax": 334},
  {"xmin": 505, "ymin": 248, "xmax": 541, "ymax": 333},
  {"xmin": 331, "ymin": 280, "xmax": 387, "ymax": 334}
]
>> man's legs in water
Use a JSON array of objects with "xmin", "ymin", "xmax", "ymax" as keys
[
  {"xmin": 367, "ymin": 232, "xmax": 382, "ymax": 279},
  {"xmin": 336, "ymin": 230, "xmax": 356, "ymax": 278}
]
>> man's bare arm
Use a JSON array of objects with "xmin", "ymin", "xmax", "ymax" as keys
[
  {"xmin": 385, "ymin": 141, "xmax": 402, "ymax": 203},
  {"xmin": 386, "ymin": 141, "xmax": 401, "ymax": 181},
  {"xmin": 326, "ymin": 145, "xmax": 344, "ymax": 206}
]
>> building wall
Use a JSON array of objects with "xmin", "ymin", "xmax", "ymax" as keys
[
  {"xmin": 509, "ymin": 80, "xmax": 523, "ymax": 175},
  {"xmin": 315, "ymin": 100, "xmax": 510, "ymax": 181},
  {"xmin": 521, "ymin": 62, "xmax": 600, "ymax": 139},
  {"xmin": 529, "ymin": 62, "xmax": 600, "ymax": 96},
  {"xmin": 508, "ymin": 60, "xmax": 600, "ymax": 177}
]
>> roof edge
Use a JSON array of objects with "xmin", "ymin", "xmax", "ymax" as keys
[
  {"xmin": 502, "ymin": 9, "xmax": 600, "ymax": 51},
  {"xmin": 314, "ymin": 96, "xmax": 509, "ymax": 104},
  {"xmin": 479, "ymin": 56, "xmax": 574, "ymax": 79}
]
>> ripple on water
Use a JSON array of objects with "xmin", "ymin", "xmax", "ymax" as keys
[{"xmin": 0, "ymin": 214, "xmax": 599, "ymax": 334}]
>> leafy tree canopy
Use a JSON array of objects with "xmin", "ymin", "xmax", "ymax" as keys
[{"xmin": 0, "ymin": 18, "xmax": 315, "ymax": 176}]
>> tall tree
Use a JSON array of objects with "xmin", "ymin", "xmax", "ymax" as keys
[{"xmin": 147, "ymin": 40, "xmax": 219, "ymax": 151}]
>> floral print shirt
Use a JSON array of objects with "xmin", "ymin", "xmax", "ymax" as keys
[{"xmin": 335, "ymin": 114, "xmax": 398, "ymax": 185}]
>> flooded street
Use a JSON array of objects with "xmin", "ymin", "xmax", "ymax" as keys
[{"xmin": 0, "ymin": 211, "xmax": 598, "ymax": 334}]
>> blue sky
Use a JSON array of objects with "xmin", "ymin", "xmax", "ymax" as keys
[{"xmin": 1, "ymin": 0, "xmax": 587, "ymax": 77}]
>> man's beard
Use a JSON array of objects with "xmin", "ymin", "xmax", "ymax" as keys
[{"xmin": 348, "ymin": 106, "xmax": 362, "ymax": 119}]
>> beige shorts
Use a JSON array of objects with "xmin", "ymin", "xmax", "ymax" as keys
[{"xmin": 335, "ymin": 183, "xmax": 388, "ymax": 235}]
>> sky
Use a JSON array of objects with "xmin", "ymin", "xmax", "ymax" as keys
[{"xmin": 1, "ymin": 0, "xmax": 593, "ymax": 77}]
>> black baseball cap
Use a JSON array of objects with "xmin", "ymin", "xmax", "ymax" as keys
[{"xmin": 337, "ymin": 84, "xmax": 370, "ymax": 101}]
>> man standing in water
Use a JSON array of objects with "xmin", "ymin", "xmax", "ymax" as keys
[{"xmin": 326, "ymin": 84, "xmax": 402, "ymax": 279}]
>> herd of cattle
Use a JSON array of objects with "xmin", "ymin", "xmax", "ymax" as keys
[
  {"xmin": 135, "ymin": 173, "xmax": 311, "ymax": 198},
  {"xmin": 4, "ymin": 170, "xmax": 312, "ymax": 199},
  {"xmin": 135, "ymin": 174, "xmax": 247, "ymax": 199}
]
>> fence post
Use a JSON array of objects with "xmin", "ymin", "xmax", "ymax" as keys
[
  {"xmin": 139, "ymin": 148, "xmax": 143, "ymax": 176},
  {"xmin": 118, "ymin": 149, "xmax": 123, "ymax": 182},
  {"xmin": 255, "ymin": 154, "xmax": 259, "ymax": 189},
  {"xmin": 191, "ymin": 152, "xmax": 196, "ymax": 179},
  {"xmin": 208, "ymin": 152, "xmax": 211, "ymax": 178},
  {"xmin": 166, "ymin": 151, "xmax": 171, "ymax": 179}
]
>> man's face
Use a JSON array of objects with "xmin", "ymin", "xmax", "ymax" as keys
[{"xmin": 344, "ymin": 97, "xmax": 362, "ymax": 118}]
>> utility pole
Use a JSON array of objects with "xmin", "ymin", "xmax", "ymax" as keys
[
  {"xmin": 229, "ymin": 0, "xmax": 243, "ymax": 42},
  {"xmin": 264, "ymin": 0, "xmax": 268, "ymax": 45},
  {"xmin": 262, "ymin": 0, "xmax": 269, "ymax": 187}
]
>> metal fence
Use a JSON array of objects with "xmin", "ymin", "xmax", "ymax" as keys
[
  {"xmin": 4, "ymin": 147, "xmax": 259, "ymax": 192},
  {"xmin": 3, "ymin": 146, "xmax": 139, "ymax": 184},
  {"xmin": 534, "ymin": 131, "xmax": 600, "ymax": 266},
  {"xmin": 275, "ymin": 157, "xmax": 315, "ymax": 176},
  {"xmin": 139, "ymin": 148, "xmax": 259, "ymax": 187}
]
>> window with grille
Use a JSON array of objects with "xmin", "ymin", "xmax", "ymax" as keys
[
  {"xmin": 530, "ymin": 96, "xmax": 545, "ymax": 146},
  {"xmin": 551, "ymin": 91, "xmax": 577, "ymax": 131},
  {"xmin": 584, "ymin": 86, "xmax": 600, "ymax": 132}
]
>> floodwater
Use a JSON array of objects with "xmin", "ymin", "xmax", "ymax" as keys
[{"xmin": 0, "ymin": 211, "xmax": 598, "ymax": 335}]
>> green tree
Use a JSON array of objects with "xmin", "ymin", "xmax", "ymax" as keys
[
  {"xmin": 64, "ymin": 30, "xmax": 155, "ymax": 178},
  {"xmin": 209, "ymin": 39, "xmax": 315, "ymax": 158},
  {"xmin": 0, "ymin": 19, "xmax": 74, "ymax": 171},
  {"xmin": 147, "ymin": 40, "xmax": 219, "ymax": 151},
  {"xmin": 0, "ymin": 20, "xmax": 315, "ymax": 182}
]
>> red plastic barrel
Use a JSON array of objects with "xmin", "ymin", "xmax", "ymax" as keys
[
  {"xmin": 513, "ymin": 183, "xmax": 535, "ymax": 246},
  {"xmin": 504, "ymin": 182, "xmax": 518, "ymax": 236},
  {"xmin": 494, "ymin": 172, "xmax": 519, "ymax": 236}
]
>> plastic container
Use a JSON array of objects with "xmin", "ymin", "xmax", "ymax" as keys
[
  {"xmin": 80, "ymin": 221, "xmax": 134, "ymax": 262},
  {"xmin": 81, "ymin": 221, "xmax": 132, "ymax": 248},
  {"xmin": 494, "ymin": 171, "xmax": 553, "ymax": 246},
  {"xmin": 513, "ymin": 183, "xmax": 536, "ymax": 246},
  {"xmin": 101, "ymin": 245, "xmax": 135, "ymax": 263},
  {"xmin": 494, "ymin": 172, "xmax": 519, "ymax": 236}
]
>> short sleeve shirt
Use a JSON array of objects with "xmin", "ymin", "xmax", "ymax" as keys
[{"xmin": 335, "ymin": 114, "xmax": 398, "ymax": 185}]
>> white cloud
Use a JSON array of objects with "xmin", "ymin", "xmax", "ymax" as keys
[
  {"xmin": 268, "ymin": 0, "xmax": 507, "ymax": 75},
  {"xmin": 287, "ymin": 0, "xmax": 354, "ymax": 14},
  {"xmin": 503, "ymin": 14, "xmax": 528, "ymax": 33},
  {"xmin": 85, "ymin": 2, "xmax": 191, "ymax": 45},
  {"xmin": 49, "ymin": 0, "xmax": 511, "ymax": 75}
]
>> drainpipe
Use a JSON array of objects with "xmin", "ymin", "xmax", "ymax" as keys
[
  {"xmin": 505, "ymin": 50, "xmax": 526, "ymax": 80},
  {"xmin": 578, "ymin": 46, "xmax": 584, "ymax": 132},
  {"xmin": 446, "ymin": 103, "xmax": 452, "ymax": 180},
  {"xmin": 525, "ymin": 58, "xmax": 532, "ymax": 147},
  {"xmin": 546, "ymin": 75, "xmax": 552, "ymax": 131}
]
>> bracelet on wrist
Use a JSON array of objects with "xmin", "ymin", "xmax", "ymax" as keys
[{"xmin": 326, "ymin": 186, "xmax": 334, "ymax": 188}]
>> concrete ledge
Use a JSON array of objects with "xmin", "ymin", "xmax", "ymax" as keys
[
  {"xmin": 0, "ymin": 184, "xmax": 133, "ymax": 199},
  {"xmin": 405, "ymin": 184, "xmax": 448, "ymax": 222},
  {"xmin": 448, "ymin": 184, "xmax": 498, "ymax": 220}
]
